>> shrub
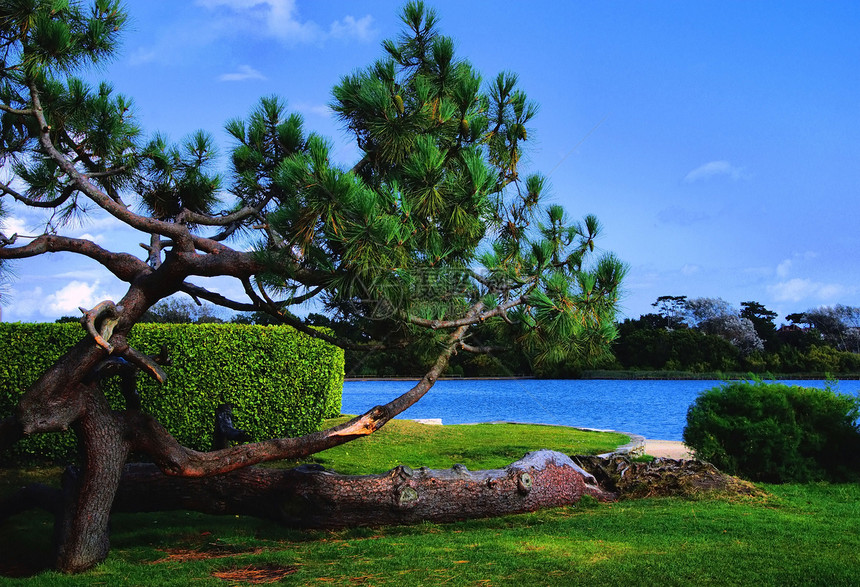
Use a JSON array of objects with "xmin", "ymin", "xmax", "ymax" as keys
[
  {"xmin": 683, "ymin": 380, "xmax": 860, "ymax": 482},
  {"xmin": 0, "ymin": 322, "xmax": 344, "ymax": 463}
]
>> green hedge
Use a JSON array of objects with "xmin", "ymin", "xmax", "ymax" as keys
[
  {"xmin": 683, "ymin": 380, "xmax": 860, "ymax": 482},
  {"xmin": 0, "ymin": 322, "xmax": 344, "ymax": 463}
]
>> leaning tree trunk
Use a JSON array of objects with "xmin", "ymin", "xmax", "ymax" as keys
[
  {"xmin": 4, "ymin": 301, "xmax": 553, "ymax": 572},
  {"xmin": 105, "ymin": 450, "xmax": 613, "ymax": 527},
  {"xmin": 54, "ymin": 390, "xmax": 131, "ymax": 573}
]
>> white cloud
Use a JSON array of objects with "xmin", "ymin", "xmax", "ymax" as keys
[
  {"xmin": 681, "ymin": 264, "xmax": 700, "ymax": 276},
  {"xmin": 77, "ymin": 233, "xmax": 107, "ymax": 245},
  {"xmin": 775, "ymin": 252, "xmax": 820, "ymax": 279},
  {"xmin": 128, "ymin": 47, "xmax": 158, "ymax": 66},
  {"xmin": 2, "ymin": 286, "xmax": 44, "ymax": 321},
  {"xmin": 52, "ymin": 269, "xmax": 112, "ymax": 281},
  {"xmin": 776, "ymin": 259, "xmax": 792, "ymax": 278},
  {"xmin": 683, "ymin": 160, "xmax": 747, "ymax": 183},
  {"xmin": 293, "ymin": 101, "xmax": 331, "ymax": 118},
  {"xmin": 45, "ymin": 280, "xmax": 118, "ymax": 316},
  {"xmin": 128, "ymin": 1, "xmax": 375, "ymax": 66},
  {"xmin": 768, "ymin": 278, "xmax": 847, "ymax": 304},
  {"xmin": 1, "ymin": 215, "xmax": 31, "ymax": 238},
  {"xmin": 2, "ymin": 200, "xmax": 127, "ymax": 241},
  {"xmin": 195, "ymin": 0, "xmax": 375, "ymax": 44},
  {"xmin": 329, "ymin": 14, "xmax": 375, "ymax": 42},
  {"xmin": 218, "ymin": 64, "xmax": 267, "ymax": 82}
]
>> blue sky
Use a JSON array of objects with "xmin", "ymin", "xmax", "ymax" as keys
[{"xmin": 2, "ymin": 0, "xmax": 858, "ymax": 324}]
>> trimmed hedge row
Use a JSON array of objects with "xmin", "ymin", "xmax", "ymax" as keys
[{"xmin": 0, "ymin": 322, "xmax": 344, "ymax": 463}]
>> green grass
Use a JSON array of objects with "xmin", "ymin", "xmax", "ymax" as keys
[
  {"xmin": 272, "ymin": 417, "xmax": 629, "ymax": 474},
  {"xmin": 2, "ymin": 420, "xmax": 860, "ymax": 585}
]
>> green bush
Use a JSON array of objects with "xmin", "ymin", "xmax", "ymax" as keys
[
  {"xmin": 0, "ymin": 322, "xmax": 344, "ymax": 463},
  {"xmin": 683, "ymin": 380, "xmax": 860, "ymax": 482}
]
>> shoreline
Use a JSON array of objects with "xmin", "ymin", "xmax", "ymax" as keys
[
  {"xmin": 407, "ymin": 418, "xmax": 691, "ymax": 459},
  {"xmin": 346, "ymin": 374, "xmax": 860, "ymax": 381}
]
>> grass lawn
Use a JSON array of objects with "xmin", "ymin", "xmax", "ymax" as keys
[
  {"xmin": 2, "ymin": 419, "xmax": 859, "ymax": 585},
  {"xmin": 272, "ymin": 417, "xmax": 630, "ymax": 474}
]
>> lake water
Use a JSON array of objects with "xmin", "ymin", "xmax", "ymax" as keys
[{"xmin": 342, "ymin": 379, "xmax": 860, "ymax": 441}]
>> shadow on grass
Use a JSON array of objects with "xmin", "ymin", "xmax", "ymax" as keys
[{"xmin": 0, "ymin": 510, "xmax": 55, "ymax": 578}]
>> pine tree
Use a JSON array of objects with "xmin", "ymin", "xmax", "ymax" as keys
[{"xmin": 0, "ymin": 1, "xmax": 625, "ymax": 572}]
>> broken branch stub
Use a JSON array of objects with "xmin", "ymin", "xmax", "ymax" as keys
[
  {"xmin": 79, "ymin": 301, "xmax": 123, "ymax": 353},
  {"xmin": 79, "ymin": 301, "xmax": 168, "ymax": 384}
]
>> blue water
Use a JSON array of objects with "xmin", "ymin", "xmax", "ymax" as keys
[{"xmin": 342, "ymin": 379, "xmax": 860, "ymax": 441}]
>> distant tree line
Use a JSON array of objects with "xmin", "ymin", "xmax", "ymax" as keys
[
  {"xmin": 58, "ymin": 295, "xmax": 860, "ymax": 378},
  {"xmin": 613, "ymin": 296, "xmax": 860, "ymax": 375}
]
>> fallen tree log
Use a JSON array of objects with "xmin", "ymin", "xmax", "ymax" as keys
[
  {"xmin": 2, "ymin": 451, "xmax": 761, "ymax": 551},
  {"xmin": 107, "ymin": 450, "xmax": 614, "ymax": 528}
]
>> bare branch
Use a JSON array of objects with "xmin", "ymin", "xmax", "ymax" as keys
[
  {"xmin": 85, "ymin": 167, "xmax": 130, "ymax": 179},
  {"xmin": 459, "ymin": 341, "xmax": 508, "ymax": 353},
  {"xmin": 469, "ymin": 269, "xmax": 531, "ymax": 294},
  {"xmin": 178, "ymin": 206, "xmax": 260, "ymax": 227},
  {"xmin": 0, "ymin": 180, "xmax": 76, "ymax": 208},
  {"xmin": 285, "ymin": 284, "xmax": 325, "ymax": 306},
  {"xmin": 406, "ymin": 295, "xmax": 528, "ymax": 329},
  {"xmin": 177, "ymin": 280, "xmax": 323, "ymax": 318},
  {"xmin": 122, "ymin": 345, "xmax": 168, "ymax": 384},
  {"xmin": 262, "ymin": 292, "xmax": 403, "ymax": 351},
  {"xmin": 179, "ymin": 282, "xmax": 257, "ymax": 313}
]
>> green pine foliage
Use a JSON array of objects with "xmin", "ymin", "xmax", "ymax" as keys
[
  {"xmin": 231, "ymin": 1, "xmax": 626, "ymax": 373},
  {"xmin": 1, "ymin": 1, "xmax": 626, "ymax": 381},
  {"xmin": 683, "ymin": 380, "xmax": 860, "ymax": 482},
  {"xmin": 0, "ymin": 323, "xmax": 344, "ymax": 463},
  {"xmin": 1, "ymin": 0, "xmax": 625, "ymax": 446}
]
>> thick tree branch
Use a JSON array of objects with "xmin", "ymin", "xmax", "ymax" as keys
[
  {"xmin": 125, "ymin": 315, "xmax": 475, "ymax": 478},
  {"xmin": 60, "ymin": 128, "xmax": 128, "ymax": 205},
  {"xmin": 107, "ymin": 450, "xmax": 610, "ymax": 528},
  {"xmin": 0, "ymin": 234, "xmax": 150, "ymax": 282},
  {"xmin": 170, "ymin": 248, "xmax": 267, "ymax": 280},
  {"xmin": 79, "ymin": 301, "xmax": 122, "ymax": 353},
  {"xmin": 0, "ymin": 103, "xmax": 33, "ymax": 115}
]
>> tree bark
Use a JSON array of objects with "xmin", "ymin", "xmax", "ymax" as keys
[
  {"xmin": 3, "ymin": 313, "xmax": 474, "ymax": 572},
  {"xmin": 108, "ymin": 450, "xmax": 612, "ymax": 528},
  {"xmin": 54, "ymin": 391, "xmax": 130, "ymax": 573}
]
